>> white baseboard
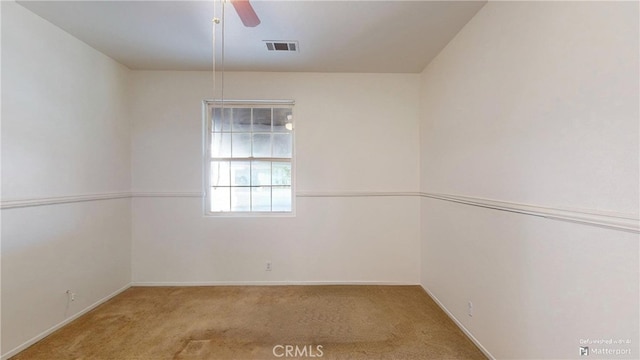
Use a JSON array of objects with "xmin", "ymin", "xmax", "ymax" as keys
[
  {"xmin": 1, "ymin": 283, "xmax": 132, "ymax": 360},
  {"xmin": 420, "ymin": 284, "xmax": 495, "ymax": 360},
  {"xmin": 132, "ymin": 280, "xmax": 419, "ymax": 286}
]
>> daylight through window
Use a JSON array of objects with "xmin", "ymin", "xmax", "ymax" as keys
[{"xmin": 204, "ymin": 100, "xmax": 294, "ymax": 214}]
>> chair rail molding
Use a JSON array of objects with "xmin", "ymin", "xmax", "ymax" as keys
[
  {"xmin": 0, "ymin": 192, "xmax": 206, "ymax": 209},
  {"xmin": 3, "ymin": 190, "xmax": 637, "ymax": 233},
  {"xmin": 420, "ymin": 192, "xmax": 639, "ymax": 234},
  {"xmin": 0, "ymin": 192, "xmax": 131, "ymax": 209},
  {"xmin": 296, "ymin": 191, "xmax": 420, "ymax": 198},
  {"xmin": 131, "ymin": 191, "xmax": 203, "ymax": 198}
]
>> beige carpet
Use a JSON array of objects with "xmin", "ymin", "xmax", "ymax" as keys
[{"xmin": 12, "ymin": 286, "xmax": 486, "ymax": 359}]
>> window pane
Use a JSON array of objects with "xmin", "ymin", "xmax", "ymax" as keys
[
  {"xmin": 252, "ymin": 134, "xmax": 271, "ymax": 157},
  {"xmin": 252, "ymin": 187, "xmax": 271, "ymax": 211},
  {"xmin": 230, "ymin": 161, "xmax": 250, "ymax": 186},
  {"xmin": 251, "ymin": 161, "xmax": 271, "ymax": 186},
  {"xmin": 273, "ymin": 134, "xmax": 292, "ymax": 158},
  {"xmin": 272, "ymin": 186, "xmax": 292, "ymax": 212},
  {"xmin": 231, "ymin": 187, "xmax": 251, "ymax": 212},
  {"xmin": 232, "ymin": 108, "xmax": 252, "ymax": 132},
  {"xmin": 210, "ymin": 161, "xmax": 230, "ymax": 186},
  {"xmin": 232, "ymin": 133, "xmax": 251, "ymax": 158},
  {"xmin": 207, "ymin": 103, "xmax": 294, "ymax": 214},
  {"xmin": 253, "ymin": 108, "xmax": 271, "ymax": 131},
  {"xmin": 213, "ymin": 108, "xmax": 232, "ymax": 132},
  {"xmin": 211, "ymin": 186, "xmax": 230, "ymax": 212},
  {"xmin": 272, "ymin": 162, "xmax": 291, "ymax": 185},
  {"xmin": 211, "ymin": 133, "xmax": 231, "ymax": 158},
  {"xmin": 273, "ymin": 108, "xmax": 292, "ymax": 132}
]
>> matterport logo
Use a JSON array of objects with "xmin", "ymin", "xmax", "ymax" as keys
[
  {"xmin": 272, "ymin": 344, "xmax": 324, "ymax": 358},
  {"xmin": 579, "ymin": 338, "xmax": 632, "ymax": 356}
]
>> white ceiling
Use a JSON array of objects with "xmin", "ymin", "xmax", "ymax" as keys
[{"xmin": 17, "ymin": 0, "xmax": 486, "ymax": 73}]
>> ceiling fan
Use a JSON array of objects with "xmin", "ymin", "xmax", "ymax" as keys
[{"xmin": 230, "ymin": 0, "xmax": 261, "ymax": 27}]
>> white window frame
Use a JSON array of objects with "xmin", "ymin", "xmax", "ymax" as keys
[{"xmin": 202, "ymin": 99, "xmax": 295, "ymax": 216}]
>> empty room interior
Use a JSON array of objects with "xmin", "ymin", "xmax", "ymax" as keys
[{"xmin": 1, "ymin": 0, "xmax": 638, "ymax": 359}]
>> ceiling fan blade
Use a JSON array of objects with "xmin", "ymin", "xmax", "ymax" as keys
[{"xmin": 230, "ymin": 0, "xmax": 261, "ymax": 27}]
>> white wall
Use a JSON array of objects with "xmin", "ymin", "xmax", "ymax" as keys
[
  {"xmin": 419, "ymin": 1, "xmax": 639, "ymax": 359},
  {"xmin": 130, "ymin": 71, "xmax": 421, "ymax": 284},
  {"xmin": 1, "ymin": 1, "xmax": 132, "ymax": 356}
]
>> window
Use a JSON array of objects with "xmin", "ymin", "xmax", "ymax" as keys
[{"xmin": 204, "ymin": 100, "xmax": 294, "ymax": 214}]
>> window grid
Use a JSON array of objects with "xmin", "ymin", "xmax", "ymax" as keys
[{"xmin": 206, "ymin": 102, "xmax": 293, "ymax": 214}]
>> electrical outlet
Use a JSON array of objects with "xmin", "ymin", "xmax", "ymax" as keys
[
  {"xmin": 468, "ymin": 301, "xmax": 473, "ymax": 317},
  {"xmin": 266, "ymin": 261, "xmax": 272, "ymax": 271}
]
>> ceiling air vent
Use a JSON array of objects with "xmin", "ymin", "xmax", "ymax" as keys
[{"xmin": 264, "ymin": 41, "xmax": 298, "ymax": 52}]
